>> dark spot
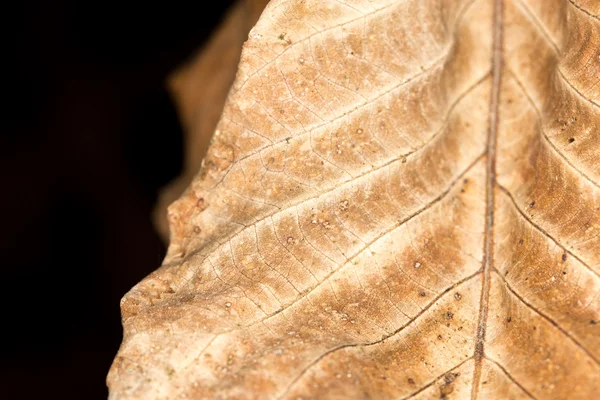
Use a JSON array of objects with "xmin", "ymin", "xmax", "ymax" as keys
[
  {"xmin": 529, "ymin": 201, "xmax": 535, "ymax": 208},
  {"xmin": 278, "ymin": 33, "xmax": 286, "ymax": 40},
  {"xmin": 562, "ymin": 270, "xmax": 567, "ymax": 275},
  {"xmin": 519, "ymin": 239, "xmax": 524, "ymax": 245},
  {"xmin": 419, "ymin": 291, "xmax": 426, "ymax": 297},
  {"xmin": 568, "ymin": 137, "xmax": 575, "ymax": 143},
  {"xmin": 562, "ymin": 253, "xmax": 567, "ymax": 262},
  {"xmin": 408, "ymin": 378, "xmax": 415, "ymax": 385},
  {"xmin": 285, "ymin": 137, "xmax": 292, "ymax": 143},
  {"xmin": 463, "ymin": 179, "xmax": 469, "ymax": 184},
  {"xmin": 339, "ymin": 200, "xmax": 349, "ymax": 212},
  {"xmin": 444, "ymin": 373, "xmax": 459, "ymax": 384},
  {"xmin": 401, "ymin": 157, "xmax": 407, "ymax": 163},
  {"xmin": 482, "ymin": 381, "xmax": 488, "ymax": 385},
  {"xmin": 446, "ymin": 312, "xmax": 454, "ymax": 319},
  {"xmin": 507, "ymin": 317, "xmax": 512, "ymax": 323},
  {"xmin": 533, "ymin": 326, "xmax": 537, "ymax": 330},
  {"xmin": 591, "ymin": 320, "xmax": 598, "ymax": 325},
  {"xmin": 193, "ymin": 226, "xmax": 201, "ymax": 234},
  {"xmin": 458, "ymin": 326, "xmax": 463, "ymax": 331},
  {"xmin": 454, "ymin": 292, "xmax": 462, "ymax": 301},
  {"xmin": 437, "ymin": 335, "xmax": 443, "ymax": 340},
  {"xmin": 440, "ymin": 373, "xmax": 459, "ymax": 398},
  {"xmin": 460, "ymin": 189, "xmax": 465, "ymax": 193}
]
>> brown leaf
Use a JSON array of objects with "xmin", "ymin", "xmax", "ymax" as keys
[
  {"xmin": 154, "ymin": 0, "xmax": 270, "ymax": 241},
  {"xmin": 108, "ymin": 0, "xmax": 600, "ymax": 399}
]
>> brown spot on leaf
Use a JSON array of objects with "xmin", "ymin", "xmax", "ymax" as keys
[
  {"xmin": 339, "ymin": 200, "xmax": 349, "ymax": 211},
  {"xmin": 438, "ymin": 372, "xmax": 460, "ymax": 398},
  {"xmin": 444, "ymin": 372, "xmax": 459, "ymax": 384}
]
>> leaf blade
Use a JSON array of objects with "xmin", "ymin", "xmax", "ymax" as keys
[{"xmin": 108, "ymin": 0, "xmax": 600, "ymax": 398}]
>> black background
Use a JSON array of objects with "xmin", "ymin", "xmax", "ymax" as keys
[{"xmin": 1, "ymin": 1, "xmax": 234, "ymax": 398}]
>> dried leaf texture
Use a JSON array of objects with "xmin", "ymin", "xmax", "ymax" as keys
[
  {"xmin": 108, "ymin": 0, "xmax": 600, "ymax": 399},
  {"xmin": 154, "ymin": 0, "xmax": 270, "ymax": 240}
]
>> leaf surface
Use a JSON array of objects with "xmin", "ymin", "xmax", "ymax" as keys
[
  {"xmin": 154, "ymin": 0, "xmax": 269, "ymax": 240},
  {"xmin": 108, "ymin": 0, "xmax": 600, "ymax": 398}
]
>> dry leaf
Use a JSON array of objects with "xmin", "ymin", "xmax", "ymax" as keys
[
  {"xmin": 154, "ymin": 0, "xmax": 270, "ymax": 240},
  {"xmin": 108, "ymin": 0, "xmax": 600, "ymax": 399}
]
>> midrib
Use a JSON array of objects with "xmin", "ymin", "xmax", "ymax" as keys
[{"xmin": 471, "ymin": 0, "xmax": 503, "ymax": 398}]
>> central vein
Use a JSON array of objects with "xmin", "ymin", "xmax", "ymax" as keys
[{"xmin": 471, "ymin": 0, "xmax": 503, "ymax": 398}]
